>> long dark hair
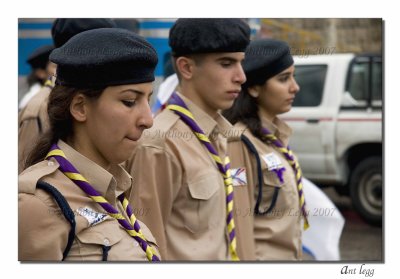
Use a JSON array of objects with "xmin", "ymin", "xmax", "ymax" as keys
[
  {"xmin": 223, "ymin": 88, "xmax": 266, "ymax": 142},
  {"xmin": 24, "ymin": 84, "xmax": 105, "ymax": 169}
]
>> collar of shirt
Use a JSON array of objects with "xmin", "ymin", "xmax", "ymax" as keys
[
  {"xmin": 260, "ymin": 116, "xmax": 293, "ymax": 147},
  {"xmin": 57, "ymin": 140, "xmax": 132, "ymax": 204},
  {"xmin": 50, "ymin": 75, "xmax": 57, "ymax": 86},
  {"xmin": 176, "ymin": 92, "xmax": 232, "ymax": 139}
]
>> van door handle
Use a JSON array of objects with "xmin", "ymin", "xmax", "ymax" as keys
[{"xmin": 306, "ymin": 118, "xmax": 319, "ymax": 124}]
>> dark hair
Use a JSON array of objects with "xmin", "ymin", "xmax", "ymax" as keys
[
  {"xmin": 24, "ymin": 84, "xmax": 105, "ymax": 169},
  {"xmin": 223, "ymin": 88, "xmax": 266, "ymax": 142}
]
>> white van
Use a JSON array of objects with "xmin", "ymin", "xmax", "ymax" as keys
[{"xmin": 282, "ymin": 53, "xmax": 382, "ymax": 226}]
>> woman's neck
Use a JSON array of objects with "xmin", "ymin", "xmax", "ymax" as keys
[
  {"xmin": 65, "ymin": 136, "xmax": 111, "ymax": 171},
  {"xmin": 258, "ymin": 107, "xmax": 276, "ymax": 124}
]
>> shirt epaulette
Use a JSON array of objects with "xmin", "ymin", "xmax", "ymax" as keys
[{"xmin": 18, "ymin": 159, "xmax": 59, "ymax": 194}]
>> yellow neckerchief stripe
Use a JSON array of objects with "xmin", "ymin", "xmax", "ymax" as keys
[
  {"xmin": 90, "ymin": 196, "xmax": 108, "ymax": 203},
  {"xmin": 64, "ymin": 172, "xmax": 89, "ymax": 182},
  {"xmin": 45, "ymin": 149, "xmax": 66, "ymax": 158},
  {"xmin": 167, "ymin": 104, "xmax": 194, "ymax": 120}
]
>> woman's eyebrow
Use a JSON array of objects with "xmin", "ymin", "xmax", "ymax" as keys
[
  {"xmin": 120, "ymin": 89, "xmax": 154, "ymax": 97},
  {"xmin": 120, "ymin": 89, "xmax": 143, "ymax": 95},
  {"xmin": 277, "ymin": 72, "xmax": 291, "ymax": 77}
]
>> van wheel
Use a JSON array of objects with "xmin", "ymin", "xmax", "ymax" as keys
[{"xmin": 349, "ymin": 156, "xmax": 382, "ymax": 226}]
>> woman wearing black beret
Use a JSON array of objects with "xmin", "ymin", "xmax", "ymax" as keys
[
  {"xmin": 224, "ymin": 39, "xmax": 307, "ymax": 260},
  {"xmin": 18, "ymin": 18, "xmax": 117, "ymax": 174},
  {"xmin": 19, "ymin": 28, "xmax": 161, "ymax": 261}
]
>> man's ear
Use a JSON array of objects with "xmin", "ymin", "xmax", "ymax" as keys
[
  {"xmin": 247, "ymin": 85, "xmax": 260, "ymax": 98},
  {"xmin": 175, "ymin": 56, "xmax": 195, "ymax": 80},
  {"xmin": 70, "ymin": 93, "xmax": 88, "ymax": 122}
]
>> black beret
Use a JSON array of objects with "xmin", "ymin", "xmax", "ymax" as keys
[
  {"xmin": 169, "ymin": 18, "xmax": 250, "ymax": 57},
  {"xmin": 50, "ymin": 28, "xmax": 158, "ymax": 88},
  {"xmin": 243, "ymin": 39, "xmax": 294, "ymax": 88},
  {"xmin": 27, "ymin": 44, "xmax": 54, "ymax": 69},
  {"xmin": 51, "ymin": 18, "xmax": 117, "ymax": 48}
]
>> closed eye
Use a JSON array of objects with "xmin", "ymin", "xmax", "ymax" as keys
[
  {"xmin": 278, "ymin": 73, "xmax": 292, "ymax": 82},
  {"xmin": 221, "ymin": 61, "xmax": 233, "ymax": 67},
  {"xmin": 218, "ymin": 57, "xmax": 238, "ymax": 68},
  {"xmin": 122, "ymin": 100, "xmax": 136, "ymax": 107}
]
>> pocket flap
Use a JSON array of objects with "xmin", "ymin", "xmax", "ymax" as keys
[
  {"xmin": 261, "ymin": 163, "xmax": 286, "ymax": 188},
  {"xmin": 258, "ymin": 151, "xmax": 286, "ymax": 187},
  {"xmin": 188, "ymin": 173, "xmax": 221, "ymax": 200},
  {"xmin": 76, "ymin": 219, "xmax": 123, "ymax": 246},
  {"xmin": 265, "ymin": 169, "xmax": 287, "ymax": 187}
]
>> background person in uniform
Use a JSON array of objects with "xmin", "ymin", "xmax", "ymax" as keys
[
  {"xmin": 18, "ymin": 18, "xmax": 117, "ymax": 174},
  {"xmin": 224, "ymin": 39, "xmax": 307, "ymax": 260},
  {"xmin": 124, "ymin": 18, "xmax": 250, "ymax": 260},
  {"xmin": 19, "ymin": 28, "xmax": 160, "ymax": 261},
  {"xmin": 19, "ymin": 44, "xmax": 56, "ymax": 110}
]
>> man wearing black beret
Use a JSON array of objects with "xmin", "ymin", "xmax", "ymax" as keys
[
  {"xmin": 18, "ymin": 18, "xmax": 117, "ymax": 174},
  {"xmin": 126, "ymin": 18, "xmax": 250, "ymax": 260}
]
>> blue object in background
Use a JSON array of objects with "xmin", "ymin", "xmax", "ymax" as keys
[
  {"xmin": 19, "ymin": 19, "xmax": 260, "ymax": 79},
  {"xmin": 19, "ymin": 38, "xmax": 53, "ymax": 75},
  {"xmin": 18, "ymin": 20, "xmax": 53, "ymax": 76}
]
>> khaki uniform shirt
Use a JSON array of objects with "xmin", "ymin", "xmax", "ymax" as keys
[
  {"xmin": 125, "ymin": 93, "xmax": 231, "ymax": 260},
  {"xmin": 19, "ymin": 140, "xmax": 158, "ymax": 261},
  {"xmin": 18, "ymin": 79, "xmax": 53, "ymax": 174},
  {"xmin": 228, "ymin": 117, "xmax": 302, "ymax": 260}
]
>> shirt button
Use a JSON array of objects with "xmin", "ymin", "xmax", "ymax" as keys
[
  {"xmin": 48, "ymin": 161, "xmax": 54, "ymax": 166},
  {"xmin": 104, "ymin": 238, "xmax": 110, "ymax": 246},
  {"xmin": 134, "ymin": 241, "xmax": 139, "ymax": 247}
]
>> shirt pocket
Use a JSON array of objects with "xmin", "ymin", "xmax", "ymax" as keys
[
  {"xmin": 254, "ymin": 166, "xmax": 286, "ymax": 215},
  {"xmin": 184, "ymin": 172, "xmax": 222, "ymax": 233},
  {"xmin": 72, "ymin": 219, "xmax": 124, "ymax": 261}
]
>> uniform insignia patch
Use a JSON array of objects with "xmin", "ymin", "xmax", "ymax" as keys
[
  {"xmin": 76, "ymin": 207, "xmax": 109, "ymax": 227},
  {"xmin": 261, "ymin": 153, "xmax": 283, "ymax": 171},
  {"xmin": 231, "ymin": 167, "xmax": 247, "ymax": 186}
]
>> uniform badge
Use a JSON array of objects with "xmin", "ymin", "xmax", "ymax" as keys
[
  {"xmin": 231, "ymin": 167, "xmax": 247, "ymax": 186},
  {"xmin": 261, "ymin": 153, "xmax": 286, "ymax": 183},
  {"xmin": 261, "ymin": 153, "xmax": 283, "ymax": 171},
  {"xmin": 76, "ymin": 207, "xmax": 109, "ymax": 227}
]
